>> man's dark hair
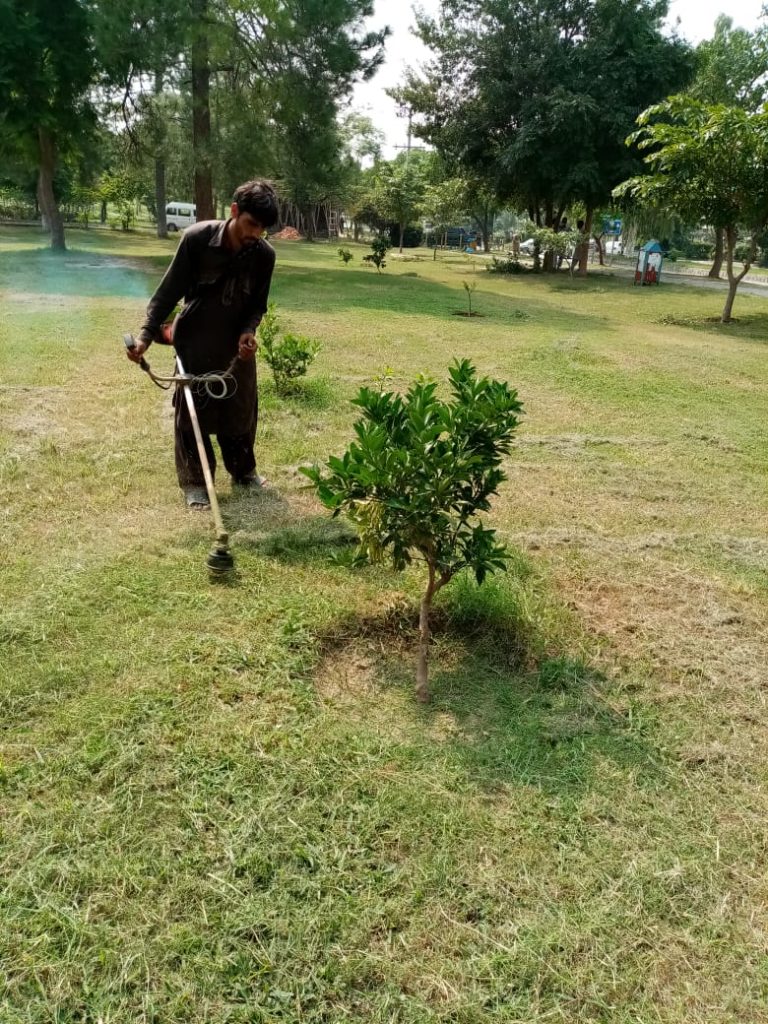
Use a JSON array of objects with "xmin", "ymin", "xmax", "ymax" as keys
[{"xmin": 233, "ymin": 180, "xmax": 279, "ymax": 228}]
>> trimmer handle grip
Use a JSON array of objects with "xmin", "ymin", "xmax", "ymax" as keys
[{"xmin": 123, "ymin": 333, "xmax": 150, "ymax": 371}]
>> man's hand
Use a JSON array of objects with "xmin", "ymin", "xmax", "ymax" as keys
[
  {"xmin": 238, "ymin": 331, "xmax": 258, "ymax": 361},
  {"xmin": 126, "ymin": 338, "xmax": 148, "ymax": 364}
]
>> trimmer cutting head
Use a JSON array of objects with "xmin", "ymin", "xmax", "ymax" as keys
[{"xmin": 207, "ymin": 542, "xmax": 235, "ymax": 578}]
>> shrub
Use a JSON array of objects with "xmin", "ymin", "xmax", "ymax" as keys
[
  {"xmin": 0, "ymin": 186, "xmax": 36, "ymax": 221},
  {"xmin": 258, "ymin": 303, "xmax": 321, "ymax": 395},
  {"xmin": 387, "ymin": 222, "xmax": 423, "ymax": 248},
  {"xmin": 734, "ymin": 241, "xmax": 756, "ymax": 264},
  {"xmin": 303, "ymin": 359, "xmax": 523, "ymax": 701},
  {"xmin": 362, "ymin": 235, "xmax": 389, "ymax": 273},
  {"xmin": 488, "ymin": 256, "xmax": 526, "ymax": 275},
  {"xmin": 686, "ymin": 240, "xmax": 714, "ymax": 260},
  {"xmin": 338, "ymin": 247, "xmax": 353, "ymax": 265}
]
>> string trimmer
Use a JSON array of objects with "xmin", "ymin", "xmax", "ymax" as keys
[{"xmin": 123, "ymin": 333, "xmax": 237, "ymax": 579}]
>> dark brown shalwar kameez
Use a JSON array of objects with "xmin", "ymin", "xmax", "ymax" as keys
[{"xmin": 139, "ymin": 219, "xmax": 276, "ymax": 487}]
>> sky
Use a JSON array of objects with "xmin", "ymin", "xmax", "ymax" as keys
[{"xmin": 351, "ymin": 0, "xmax": 766, "ymax": 158}]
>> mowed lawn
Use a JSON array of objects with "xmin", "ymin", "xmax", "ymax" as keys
[{"xmin": 1, "ymin": 225, "xmax": 767, "ymax": 1023}]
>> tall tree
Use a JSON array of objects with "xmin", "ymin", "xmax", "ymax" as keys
[
  {"xmin": 616, "ymin": 97, "xmax": 768, "ymax": 322},
  {"xmin": 0, "ymin": 0, "xmax": 96, "ymax": 250},
  {"xmin": 91, "ymin": 0, "xmax": 187, "ymax": 236},
  {"xmin": 691, "ymin": 14, "xmax": 768, "ymax": 109},
  {"xmin": 689, "ymin": 15, "xmax": 768, "ymax": 277},
  {"xmin": 400, "ymin": 0, "xmax": 692, "ymax": 273},
  {"xmin": 422, "ymin": 177, "xmax": 467, "ymax": 250},
  {"xmin": 190, "ymin": 0, "xmax": 215, "ymax": 220},
  {"xmin": 372, "ymin": 159, "xmax": 425, "ymax": 252},
  {"xmin": 235, "ymin": 0, "xmax": 387, "ymax": 234}
]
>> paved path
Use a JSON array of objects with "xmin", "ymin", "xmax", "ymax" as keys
[{"xmin": 601, "ymin": 263, "xmax": 768, "ymax": 300}]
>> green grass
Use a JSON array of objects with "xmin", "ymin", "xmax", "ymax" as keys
[{"xmin": 2, "ymin": 225, "xmax": 768, "ymax": 1022}]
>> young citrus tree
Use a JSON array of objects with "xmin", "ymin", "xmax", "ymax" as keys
[
  {"xmin": 362, "ymin": 235, "xmax": 389, "ymax": 273},
  {"xmin": 302, "ymin": 360, "xmax": 523, "ymax": 701}
]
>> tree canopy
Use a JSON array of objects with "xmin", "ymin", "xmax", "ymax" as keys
[
  {"xmin": 397, "ymin": 0, "xmax": 693, "ymax": 269},
  {"xmin": 0, "ymin": 0, "xmax": 97, "ymax": 248},
  {"xmin": 0, "ymin": 0, "xmax": 388, "ymax": 248},
  {"xmin": 616, "ymin": 97, "xmax": 768, "ymax": 321}
]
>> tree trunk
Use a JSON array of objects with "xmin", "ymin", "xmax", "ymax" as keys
[
  {"xmin": 302, "ymin": 205, "xmax": 314, "ymax": 241},
  {"xmin": 577, "ymin": 207, "xmax": 594, "ymax": 277},
  {"xmin": 155, "ymin": 159, "xmax": 168, "ymax": 238},
  {"xmin": 721, "ymin": 226, "xmax": 756, "ymax": 323},
  {"xmin": 722, "ymin": 278, "xmax": 739, "ymax": 323},
  {"xmin": 478, "ymin": 202, "xmax": 493, "ymax": 252},
  {"xmin": 154, "ymin": 69, "xmax": 168, "ymax": 239},
  {"xmin": 399, "ymin": 221, "xmax": 404, "ymax": 253},
  {"xmin": 191, "ymin": 2, "xmax": 215, "ymax": 222},
  {"xmin": 593, "ymin": 233, "xmax": 605, "ymax": 266},
  {"xmin": 37, "ymin": 128, "xmax": 66, "ymax": 251},
  {"xmin": 709, "ymin": 227, "xmax": 724, "ymax": 279},
  {"xmin": 100, "ymin": 199, "xmax": 107, "ymax": 224},
  {"xmin": 415, "ymin": 567, "xmax": 451, "ymax": 701},
  {"xmin": 416, "ymin": 566, "xmax": 437, "ymax": 702}
]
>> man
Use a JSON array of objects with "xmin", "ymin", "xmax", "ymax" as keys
[{"xmin": 128, "ymin": 179, "xmax": 278, "ymax": 509}]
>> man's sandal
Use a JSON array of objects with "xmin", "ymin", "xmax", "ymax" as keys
[
  {"xmin": 184, "ymin": 486, "xmax": 211, "ymax": 510},
  {"xmin": 233, "ymin": 474, "xmax": 269, "ymax": 489}
]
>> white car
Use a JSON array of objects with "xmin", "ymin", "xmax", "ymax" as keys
[
  {"xmin": 165, "ymin": 202, "xmax": 196, "ymax": 232},
  {"xmin": 519, "ymin": 237, "xmax": 536, "ymax": 254}
]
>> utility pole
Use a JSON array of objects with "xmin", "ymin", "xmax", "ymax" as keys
[{"xmin": 397, "ymin": 101, "xmax": 413, "ymax": 164}]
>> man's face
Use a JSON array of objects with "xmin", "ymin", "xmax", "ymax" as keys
[{"xmin": 230, "ymin": 203, "xmax": 265, "ymax": 247}]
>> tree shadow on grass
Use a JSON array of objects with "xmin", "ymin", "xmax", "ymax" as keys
[
  {"xmin": 313, "ymin": 574, "xmax": 663, "ymax": 796},
  {"xmin": 425, "ymin": 651, "xmax": 659, "ymax": 796},
  {"xmin": 250, "ymin": 516, "xmax": 359, "ymax": 564},
  {"xmin": 272, "ymin": 263, "xmax": 611, "ymax": 331},
  {"xmin": 223, "ymin": 489, "xmax": 359, "ymax": 567},
  {"xmin": 1, "ymin": 235, "xmax": 616, "ymax": 338},
  {"xmin": 548, "ymin": 275, "xmax": 621, "ymax": 293},
  {"xmin": 655, "ymin": 312, "xmax": 768, "ymax": 345}
]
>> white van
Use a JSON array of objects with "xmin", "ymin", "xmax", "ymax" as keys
[{"xmin": 165, "ymin": 202, "xmax": 196, "ymax": 231}]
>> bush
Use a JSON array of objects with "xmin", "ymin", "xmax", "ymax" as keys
[
  {"xmin": 686, "ymin": 240, "xmax": 714, "ymax": 260},
  {"xmin": 0, "ymin": 186, "xmax": 36, "ymax": 221},
  {"xmin": 338, "ymin": 247, "xmax": 353, "ymax": 265},
  {"xmin": 258, "ymin": 303, "xmax": 321, "ymax": 396},
  {"xmin": 488, "ymin": 256, "xmax": 527, "ymax": 275},
  {"xmin": 387, "ymin": 223, "xmax": 423, "ymax": 248}
]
